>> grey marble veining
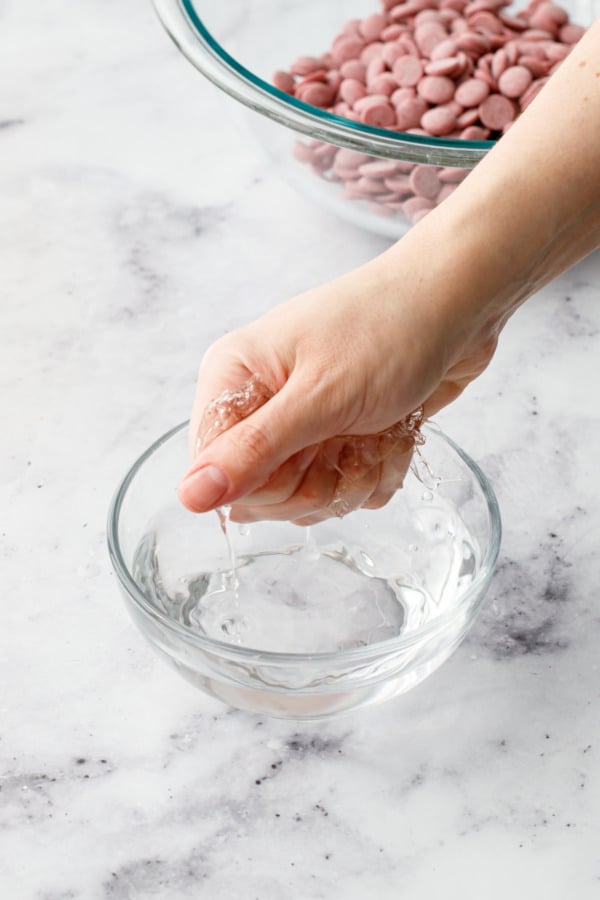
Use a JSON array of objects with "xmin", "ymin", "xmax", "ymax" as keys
[{"xmin": 2, "ymin": 1, "xmax": 599, "ymax": 897}]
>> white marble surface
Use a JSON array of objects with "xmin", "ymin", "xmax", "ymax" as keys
[{"xmin": 2, "ymin": 2, "xmax": 600, "ymax": 897}]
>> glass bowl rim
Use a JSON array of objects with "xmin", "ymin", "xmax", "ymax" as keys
[
  {"xmin": 107, "ymin": 420, "xmax": 502, "ymax": 664},
  {"xmin": 152, "ymin": 0, "xmax": 495, "ymax": 167}
]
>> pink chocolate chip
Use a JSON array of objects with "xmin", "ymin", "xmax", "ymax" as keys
[
  {"xmin": 460, "ymin": 125, "xmax": 490, "ymax": 139},
  {"xmin": 360, "ymin": 41, "xmax": 386, "ymax": 64},
  {"xmin": 297, "ymin": 68, "xmax": 329, "ymax": 86},
  {"xmin": 366, "ymin": 57, "xmax": 387, "ymax": 82},
  {"xmin": 417, "ymin": 74, "xmax": 456, "ymax": 103},
  {"xmin": 290, "ymin": 56, "xmax": 329, "ymax": 76},
  {"xmin": 331, "ymin": 36, "xmax": 365, "ymax": 65},
  {"xmin": 455, "ymin": 77, "xmax": 490, "ymax": 106},
  {"xmin": 421, "ymin": 105, "xmax": 458, "ymax": 135},
  {"xmin": 334, "ymin": 149, "xmax": 372, "ymax": 170},
  {"xmin": 360, "ymin": 12, "xmax": 388, "ymax": 41},
  {"xmin": 456, "ymin": 107, "xmax": 480, "ymax": 127},
  {"xmin": 370, "ymin": 73, "xmax": 402, "ymax": 96},
  {"xmin": 296, "ymin": 81, "xmax": 336, "ymax": 108},
  {"xmin": 490, "ymin": 49, "xmax": 508, "ymax": 80},
  {"xmin": 327, "ymin": 71, "xmax": 342, "ymax": 93},
  {"xmin": 384, "ymin": 174, "xmax": 413, "ymax": 192},
  {"xmin": 381, "ymin": 24, "xmax": 405, "ymax": 41},
  {"xmin": 425, "ymin": 56, "xmax": 464, "ymax": 77},
  {"xmin": 393, "ymin": 55, "xmax": 425, "ymax": 87},
  {"xmin": 478, "ymin": 93, "xmax": 516, "ymax": 129},
  {"xmin": 395, "ymin": 97, "xmax": 429, "ymax": 130},
  {"xmin": 391, "ymin": 87, "xmax": 417, "ymax": 105},
  {"xmin": 545, "ymin": 42, "xmax": 571, "ymax": 62},
  {"xmin": 438, "ymin": 165, "xmax": 469, "ymax": 182},
  {"xmin": 474, "ymin": 66, "xmax": 497, "ymax": 90},
  {"xmin": 402, "ymin": 195, "xmax": 435, "ymax": 222},
  {"xmin": 339, "ymin": 78, "xmax": 367, "ymax": 105},
  {"xmin": 293, "ymin": 141, "xmax": 315, "ymax": 163},
  {"xmin": 272, "ymin": 70, "xmax": 295, "ymax": 93},
  {"xmin": 382, "ymin": 41, "xmax": 407, "ymax": 67},
  {"xmin": 430, "ymin": 38, "xmax": 460, "ymax": 59},
  {"xmin": 355, "ymin": 95, "xmax": 397, "ymax": 127},
  {"xmin": 339, "ymin": 60, "xmax": 367, "ymax": 81},
  {"xmin": 341, "ymin": 18, "xmax": 362, "ymax": 36},
  {"xmin": 519, "ymin": 56, "xmax": 552, "ymax": 78},
  {"xmin": 359, "ymin": 159, "xmax": 404, "ymax": 178},
  {"xmin": 409, "ymin": 164, "xmax": 442, "ymax": 199},
  {"xmin": 355, "ymin": 176, "xmax": 387, "ymax": 195},
  {"xmin": 467, "ymin": 10, "xmax": 504, "ymax": 34},
  {"xmin": 498, "ymin": 64, "xmax": 533, "ymax": 98},
  {"xmin": 457, "ymin": 31, "xmax": 491, "ymax": 55},
  {"xmin": 414, "ymin": 23, "xmax": 448, "ymax": 56},
  {"xmin": 529, "ymin": 3, "xmax": 566, "ymax": 32}
]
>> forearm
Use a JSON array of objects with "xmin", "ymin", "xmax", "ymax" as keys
[{"xmin": 383, "ymin": 17, "xmax": 600, "ymax": 350}]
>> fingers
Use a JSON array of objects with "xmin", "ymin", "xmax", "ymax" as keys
[
  {"xmin": 232, "ymin": 445, "xmax": 319, "ymax": 508},
  {"xmin": 228, "ymin": 429, "xmax": 415, "ymax": 524},
  {"xmin": 180, "ymin": 345, "xmax": 426, "ymax": 520},
  {"xmin": 180, "ymin": 380, "xmax": 424, "ymax": 520},
  {"xmin": 228, "ymin": 446, "xmax": 340, "ymax": 523},
  {"xmin": 179, "ymin": 375, "xmax": 333, "ymax": 513},
  {"xmin": 187, "ymin": 345, "xmax": 254, "ymax": 461}
]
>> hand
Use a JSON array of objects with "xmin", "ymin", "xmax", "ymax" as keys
[{"xmin": 178, "ymin": 231, "xmax": 500, "ymax": 524}]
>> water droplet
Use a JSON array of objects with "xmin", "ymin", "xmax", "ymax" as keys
[
  {"xmin": 422, "ymin": 490, "xmax": 433, "ymax": 502},
  {"xmin": 221, "ymin": 616, "xmax": 246, "ymax": 643},
  {"xmin": 360, "ymin": 551, "xmax": 375, "ymax": 568},
  {"xmin": 221, "ymin": 618, "xmax": 235, "ymax": 635},
  {"xmin": 303, "ymin": 543, "xmax": 321, "ymax": 563},
  {"xmin": 303, "ymin": 527, "xmax": 320, "ymax": 562}
]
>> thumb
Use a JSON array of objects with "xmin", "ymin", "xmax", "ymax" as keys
[{"xmin": 178, "ymin": 377, "xmax": 329, "ymax": 513}]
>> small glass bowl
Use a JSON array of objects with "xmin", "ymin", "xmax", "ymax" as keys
[
  {"xmin": 107, "ymin": 422, "xmax": 501, "ymax": 720},
  {"xmin": 152, "ymin": 0, "xmax": 591, "ymax": 237}
]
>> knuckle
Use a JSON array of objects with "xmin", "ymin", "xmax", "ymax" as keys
[
  {"xmin": 236, "ymin": 420, "xmax": 271, "ymax": 465},
  {"xmin": 198, "ymin": 337, "xmax": 231, "ymax": 376}
]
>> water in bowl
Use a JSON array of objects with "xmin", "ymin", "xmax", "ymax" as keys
[{"xmin": 132, "ymin": 486, "xmax": 479, "ymax": 655}]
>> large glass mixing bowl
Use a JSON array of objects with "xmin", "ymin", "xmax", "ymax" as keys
[{"xmin": 153, "ymin": 0, "xmax": 596, "ymax": 236}]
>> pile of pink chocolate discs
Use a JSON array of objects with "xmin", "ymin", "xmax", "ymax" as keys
[{"xmin": 272, "ymin": 0, "xmax": 585, "ymax": 224}]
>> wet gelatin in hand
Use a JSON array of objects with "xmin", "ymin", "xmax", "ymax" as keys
[
  {"xmin": 196, "ymin": 373, "xmax": 424, "ymax": 517},
  {"xmin": 196, "ymin": 374, "xmax": 275, "ymax": 454}
]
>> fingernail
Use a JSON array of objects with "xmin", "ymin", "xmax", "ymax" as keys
[{"xmin": 179, "ymin": 464, "xmax": 229, "ymax": 512}]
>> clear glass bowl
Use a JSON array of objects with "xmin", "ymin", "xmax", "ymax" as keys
[
  {"xmin": 153, "ymin": 0, "xmax": 594, "ymax": 237},
  {"xmin": 107, "ymin": 422, "xmax": 501, "ymax": 720}
]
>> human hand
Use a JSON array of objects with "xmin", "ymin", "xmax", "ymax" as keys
[{"xmin": 178, "ymin": 230, "xmax": 500, "ymax": 524}]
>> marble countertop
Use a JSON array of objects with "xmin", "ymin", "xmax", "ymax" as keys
[{"xmin": 2, "ymin": 2, "xmax": 599, "ymax": 897}]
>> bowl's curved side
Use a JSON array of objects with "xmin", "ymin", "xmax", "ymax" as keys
[
  {"xmin": 107, "ymin": 421, "xmax": 501, "ymax": 667},
  {"xmin": 151, "ymin": 0, "xmax": 491, "ymax": 166}
]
